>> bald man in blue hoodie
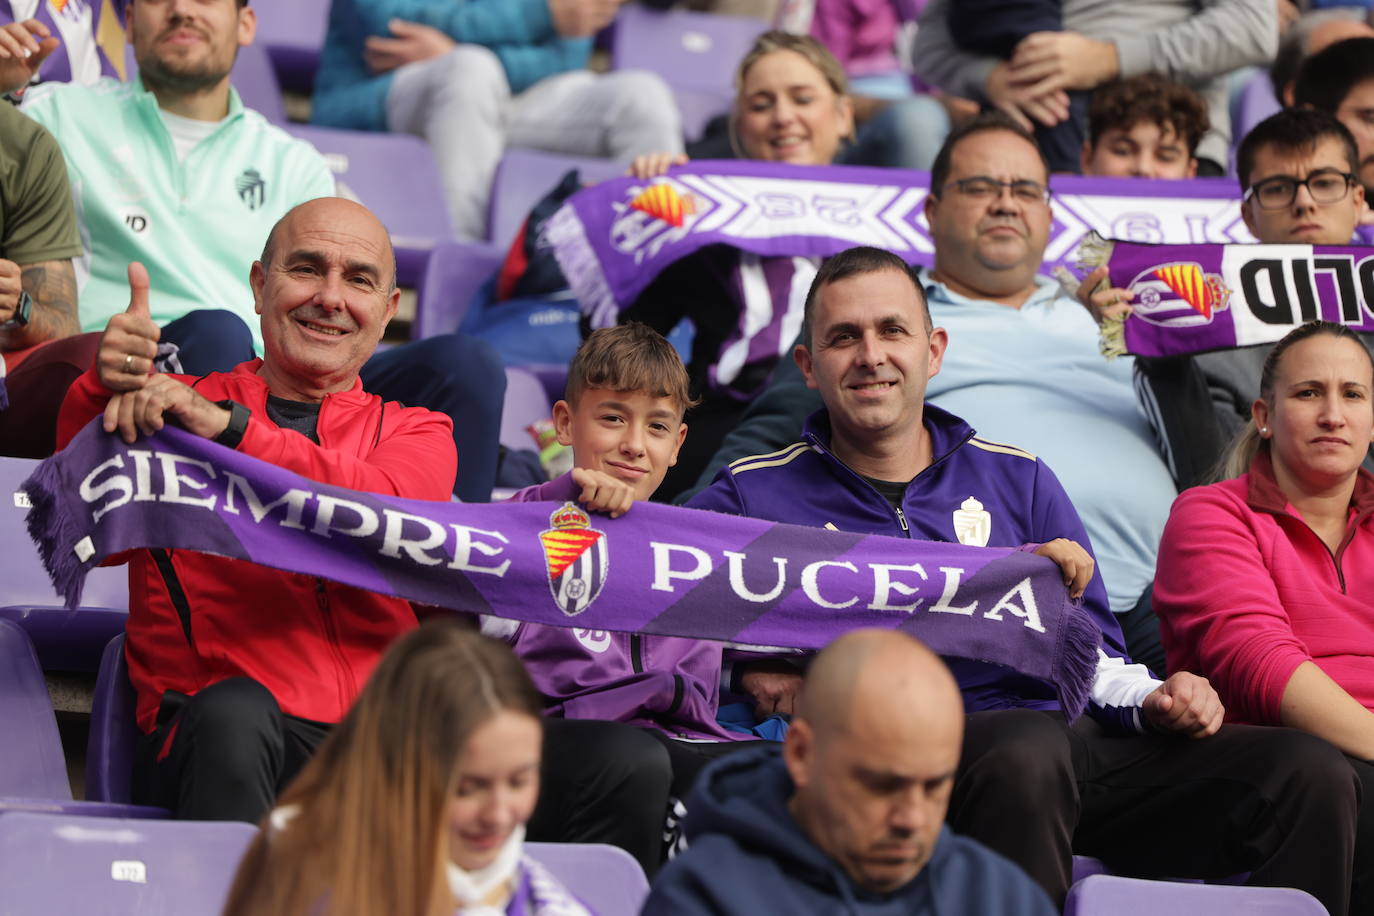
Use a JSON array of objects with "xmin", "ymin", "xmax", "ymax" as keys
[{"xmin": 643, "ymin": 629, "xmax": 1056, "ymax": 915}]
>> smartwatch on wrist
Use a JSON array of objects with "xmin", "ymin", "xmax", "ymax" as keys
[
  {"xmin": 213, "ymin": 399, "xmax": 250, "ymax": 449},
  {"xmin": 0, "ymin": 290, "xmax": 32, "ymax": 329}
]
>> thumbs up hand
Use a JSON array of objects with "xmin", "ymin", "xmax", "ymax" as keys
[{"xmin": 97, "ymin": 262, "xmax": 162, "ymax": 392}]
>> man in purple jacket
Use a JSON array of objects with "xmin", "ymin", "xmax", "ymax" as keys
[{"xmin": 688, "ymin": 244, "xmax": 1363, "ymax": 913}]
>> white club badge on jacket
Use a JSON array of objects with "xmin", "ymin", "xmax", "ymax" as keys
[{"xmin": 953, "ymin": 497, "xmax": 991, "ymax": 547}]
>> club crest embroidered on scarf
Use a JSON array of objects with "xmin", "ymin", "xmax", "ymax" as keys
[{"xmin": 538, "ymin": 503, "xmax": 608, "ymax": 616}]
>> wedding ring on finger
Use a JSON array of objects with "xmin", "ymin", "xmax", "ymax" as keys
[{"xmin": 123, "ymin": 353, "xmax": 135, "ymax": 374}]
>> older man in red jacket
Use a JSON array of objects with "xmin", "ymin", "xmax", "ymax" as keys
[{"xmin": 57, "ymin": 197, "xmax": 458, "ymax": 821}]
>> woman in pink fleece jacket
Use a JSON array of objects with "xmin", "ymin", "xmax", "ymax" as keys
[
  {"xmin": 1155, "ymin": 319, "xmax": 1374, "ymax": 751},
  {"xmin": 1155, "ymin": 320, "xmax": 1374, "ymax": 911}
]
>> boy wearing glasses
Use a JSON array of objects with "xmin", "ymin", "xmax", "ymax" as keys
[
  {"xmin": 1238, "ymin": 108, "xmax": 1365, "ymax": 246},
  {"xmin": 1081, "ymin": 108, "xmax": 1372, "ymax": 490}
]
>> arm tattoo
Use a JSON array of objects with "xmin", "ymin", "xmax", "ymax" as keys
[{"xmin": 0, "ymin": 260, "xmax": 79, "ymax": 350}]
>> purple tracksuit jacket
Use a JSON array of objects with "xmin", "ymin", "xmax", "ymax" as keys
[
  {"xmin": 687, "ymin": 404, "xmax": 1150, "ymax": 733},
  {"xmin": 493, "ymin": 474, "xmax": 747, "ymax": 742}
]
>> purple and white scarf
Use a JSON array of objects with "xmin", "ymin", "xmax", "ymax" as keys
[
  {"xmin": 24, "ymin": 422, "xmax": 1101, "ymax": 717},
  {"xmin": 1075, "ymin": 234, "xmax": 1374, "ymax": 358},
  {"xmin": 544, "ymin": 161, "xmax": 1254, "ymax": 324}
]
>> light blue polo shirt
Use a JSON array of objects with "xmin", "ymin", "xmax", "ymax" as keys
[
  {"xmin": 921, "ymin": 269, "xmax": 1176, "ymax": 614},
  {"xmin": 23, "ymin": 78, "xmax": 336, "ymax": 355}
]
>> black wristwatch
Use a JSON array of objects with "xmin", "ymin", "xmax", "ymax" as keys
[
  {"xmin": 1, "ymin": 290, "xmax": 32, "ymax": 329},
  {"xmin": 214, "ymin": 399, "xmax": 250, "ymax": 449}
]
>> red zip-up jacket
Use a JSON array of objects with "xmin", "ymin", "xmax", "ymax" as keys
[{"xmin": 57, "ymin": 360, "xmax": 457, "ymax": 732}]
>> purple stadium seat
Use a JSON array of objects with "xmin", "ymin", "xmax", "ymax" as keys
[
  {"xmin": 1234, "ymin": 71, "xmax": 1282, "ymax": 157},
  {"xmin": 1064, "ymin": 875, "xmax": 1327, "ymax": 915},
  {"xmin": 0, "ymin": 619, "xmax": 162, "ymax": 817},
  {"xmin": 0, "ymin": 457, "xmax": 128, "ymax": 672},
  {"xmin": 86, "ymin": 634, "xmax": 141, "ymax": 805},
  {"xmin": 412, "ymin": 240, "xmax": 505, "ymax": 341},
  {"xmin": 501, "ymin": 367, "xmax": 553, "ymax": 452},
  {"xmin": 524, "ymin": 841, "xmax": 649, "ymax": 916},
  {"xmin": 252, "ymin": 0, "xmax": 330, "ymax": 92},
  {"xmin": 1073, "ymin": 855, "xmax": 1110, "ymax": 883},
  {"xmin": 286, "ymin": 125, "xmax": 456, "ymax": 288},
  {"xmin": 0, "ymin": 812, "xmax": 257, "ymax": 915},
  {"xmin": 230, "ymin": 40, "xmax": 287, "ymax": 124},
  {"xmin": 609, "ymin": 6, "xmax": 767, "ymax": 140},
  {"xmin": 527, "ymin": 364, "xmax": 572, "ymax": 408},
  {"xmin": 0, "ymin": 618, "xmax": 69, "ymax": 800},
  {"xmin": 489, "ymin": 149, "xmax": 624, "ymax": 250}
]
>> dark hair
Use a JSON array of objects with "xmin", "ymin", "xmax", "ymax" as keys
[
  {"xmin": 1235, "ymin": 108, "xmax": 1360, "ymax": 193},
  {"xmin": 1294, "ymin": 37, "xmax": 1374, "ymax": 114},
  {"xmin": 928, "ymin": 110, "xmax": 1049, "ymax": 197},
  {"xmin": 1086, "ymin": 73, "xmax": 1210, "ymax": 156},
  {"xmin": 800, "ymin": 247, "xmax": 930, "ymax": 349},
  {"xmin": 1270, "ymin": 9, "xmax": 1370, "ymax": 101},
  {"xmin": 565, "ymin": 322, "xmax": 697, "ymax": 414},
  {"xmin": 1221, "ymin": 321, "xmax": 1374, "ymax": 478}
]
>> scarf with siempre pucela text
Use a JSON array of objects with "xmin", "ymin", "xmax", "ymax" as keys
[
  {"xmin": 1073, "ymin": 233, "xmax": 1374, "ymax": 358},
  {"xmin": 23, "ymin": 421, "xmax": 1100, "ymax": 719}
]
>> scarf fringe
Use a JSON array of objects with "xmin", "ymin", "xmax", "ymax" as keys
[
  {"xmin": 1073, "ymin": 231, "xmax": 1114, "ymax": 273},
  {"xmin": 1055, "ymin": 602, "xmax": 1101, "ymax": 721},
  {"xmin": 21, "ymin": 457, "xmax": 87, "ymax": 609},
  {"xmin": 543, "ymin": 203, "xmax": 616, "ymax": 328},
  {"xmin": 1098, "ymin": 313, "xmax": 1127, "ymax": 360},
  {"xmin": 1063, "ymin": 233, "xmax": 1126, "ymax": 361}
]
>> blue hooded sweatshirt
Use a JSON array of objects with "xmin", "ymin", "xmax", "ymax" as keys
[{"xmin": 643, "ymin": 746, "xmax": 1057, "ymax": 915}]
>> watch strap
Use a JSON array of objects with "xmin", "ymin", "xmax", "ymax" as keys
[{"xmin": 213, "ymin": 399, "xmax": 250, "ymax": 449}]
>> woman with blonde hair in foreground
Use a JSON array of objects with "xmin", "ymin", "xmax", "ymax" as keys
[{"xmin": 221, "ymin": 620, "xmax": 591, "ymax": 916}]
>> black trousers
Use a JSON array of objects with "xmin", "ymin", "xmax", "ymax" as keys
[
  {"xmin": 527, "ymin": 719, "xmax": 674, "ymax": 876},
  {"xmin": 133, "ymin": 677, "xmax": 329, "ymax": 823},
  {"xmin": 646, "ymin": 732, "xmax": 764, "ymax": 802},
  {"xmin": 131, "ymin": 678, "xmax": 675, "ymax": 876},
  {"xmin": 949, "ymin": 709, "xmax": 1362, "ymax": 915}
]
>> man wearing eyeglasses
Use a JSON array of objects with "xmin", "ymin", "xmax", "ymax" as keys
[
  {"xmin": 1239, "ymin": 109, "xmax": 1365, "ymax": 246},
  {"xmin": 1085, "ymin": 108, "xmax": 1373, "ymax": 492},
  {"xmin": 919, "ymin": 111, "xmax": 1180, "ymax": 677}
]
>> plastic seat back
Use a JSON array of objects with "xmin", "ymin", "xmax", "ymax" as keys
[
  {"xmin": 0, "ymin": 812, "xmax": 258, "ymax": 915},
  {"xmin": 524, "ymin": 841, "xmax": 649, "ymax": 916}
]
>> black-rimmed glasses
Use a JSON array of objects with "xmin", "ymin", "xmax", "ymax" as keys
[
  {"xmin": 1243, "ymin": 169, "xmax": 1358, "ymax": 210},
  {"xmin": 938, "ymin": 176, "xmax": 1050, "ymax": 204}
]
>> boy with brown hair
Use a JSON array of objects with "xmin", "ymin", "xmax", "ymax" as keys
[
  {"xmin": 1081, "ymin": 73, "xmax": 1210, "ymax": 179},
  {"xmin": 541, "ymin": 321, "xmax": 695, "ymax": 514},
  {"xmin": 484, "ymin": 323, "xmax": 753, "ymax": 835}
]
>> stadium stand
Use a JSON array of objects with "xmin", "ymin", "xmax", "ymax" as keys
[
  {"xmin": 10, "ymin": 1, "xmax": 1374, "ymax": 910},
  {"xmin": 1064, "ymin": 875, "xmax": 1328, "ymax": 915},
  {"xmin": 500, "ymin": 367, "xmax": 554, "ymax": 453},
  {"xmin": 251, "ymin": 0, "xmax": 331, "ymax": 93},
  {"xmin": 85, "ymin": 634, "xmax": 139, "ymax": 806},
  {"xmin": 610, "ymin": 5, "xmax": 767, "ymax": 142},
  {"xmin": 0, "ymin": 619, "xmax": 160, "ymax": 818},
  {"xmin": 488, "ymin": 148, "xmax": 624, "ymax": 251},
  {"xmin": 0, "ymin": 457, "xmax": 127, "ymax": 674},
  {"xmin": 524, "ymin": 842, "xmax": 650, "ymax": 916},
  {"xmin": 0, "ymin": 811, "xmax": 257, "ymax": 915},
  {"xmin": 413, "ymin": 239, "xmax": 505, "ymax": 341}
]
